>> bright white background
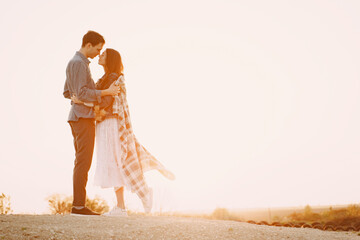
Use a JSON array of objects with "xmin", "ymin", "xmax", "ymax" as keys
[{"xmin": 1, "ymin": 0, "xmax": 360, "ymax": 214}]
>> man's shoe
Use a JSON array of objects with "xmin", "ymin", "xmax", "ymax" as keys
[{"xmin": 71, "ymin": 207, "xmax": 100, "ymax": 216}]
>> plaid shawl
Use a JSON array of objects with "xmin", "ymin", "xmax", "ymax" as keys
[{"xmin": 112, "ymin": 75, "xmax": 175, "ymax": 202}]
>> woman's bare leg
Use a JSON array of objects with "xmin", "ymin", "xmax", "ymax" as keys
[{"xmin": 115, "ymin": 187, "xmax": 125, "ymax": 209}]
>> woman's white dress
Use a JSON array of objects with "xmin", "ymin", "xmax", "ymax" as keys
[{"xmin": 93, "ymin": 117, "xmax": 130, "ymax": 189}]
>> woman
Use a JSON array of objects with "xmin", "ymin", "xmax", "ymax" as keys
[{"xmin": 72, "ymin": 48, "xmax": 174, "ymax": 216}]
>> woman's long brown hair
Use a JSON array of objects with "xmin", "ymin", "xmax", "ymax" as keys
[{"xmin": 105, "ymin": 48, "xmax": 124, "ymax": 76}]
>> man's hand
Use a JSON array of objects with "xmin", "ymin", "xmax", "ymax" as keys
[
  {"xmin": 71, "ymin": 94, "xmax": 84, "ymax": 104},
  {"xmin": 102, "ymin": 81, "xmax": 121, "ymax": 96},
  {"xmin": 108, "ymin": 81, "xmax": 121, "ymax": 95},
  {"xmin": 72, "ymin": 94, "xmax": 94, "ymax": 107}
]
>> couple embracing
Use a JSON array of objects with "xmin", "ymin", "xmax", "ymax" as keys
[{"xmin": 63, "ymin": 31, "xmax": 174, "ymax": 216}]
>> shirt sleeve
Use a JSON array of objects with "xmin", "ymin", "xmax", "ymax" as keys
[
  {"xmin": 63, "ymin": 81, "xmax": 71, "ymax": 99},
  {"xmin": 72, "ymin": 61, "xmax": 102, "ymax": 103}
]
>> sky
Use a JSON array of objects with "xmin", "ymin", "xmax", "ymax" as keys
[{"xmin": 1, "ymin": 0, "xmax": 360, "ymax": 214}]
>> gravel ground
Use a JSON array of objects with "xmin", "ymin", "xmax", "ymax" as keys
[{"xmin": 1, "ymin": 215, "xmax": 360, "ymax": 240}]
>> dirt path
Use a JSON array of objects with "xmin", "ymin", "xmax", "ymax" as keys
[{"xmin": 1, "ymin": 215, "xmax": 359, "ymax": 240}]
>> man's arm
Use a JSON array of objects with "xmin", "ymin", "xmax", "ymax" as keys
[
  {"xmin": 72, "ymin": 61, "xmax": 102, "ymax": 103},
  {"xmin": 63, "ymin": 82, "xmax": 71, "ymax": 99},
  {"xmin": 72, "ymin": 62, "xmax": 120, "ymax": 102},
  {"xmin": 100, "ymin": 87, "xmax": 118, "ymax": 97}
]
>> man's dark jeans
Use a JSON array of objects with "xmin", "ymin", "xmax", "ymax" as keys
[{"xmin": 69, "ymin": 118, "xmax": 95, "ymax": 206}]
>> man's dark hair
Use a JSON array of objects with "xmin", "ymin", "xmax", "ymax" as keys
[{"xmin": 82, "ymin": 31, "xmax": 105, "ymax": 47}]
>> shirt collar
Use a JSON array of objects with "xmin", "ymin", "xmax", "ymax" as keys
[{"xmin": 76, "ymin": 51, "xmax": 90, "ymax": 65}]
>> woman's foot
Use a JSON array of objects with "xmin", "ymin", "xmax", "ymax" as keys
[{"xmin": 104, "ymin": 207, "xmax": 128, "ymax": 217}]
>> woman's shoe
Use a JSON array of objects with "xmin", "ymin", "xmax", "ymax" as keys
[{"xmin": 104, "ymin": 207, "xmax": 128, "ymax": 217}]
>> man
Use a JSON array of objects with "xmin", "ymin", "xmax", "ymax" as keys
[{"xmin": 63, "ymin": 31, "xmax": 120, "ymax": 215}]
